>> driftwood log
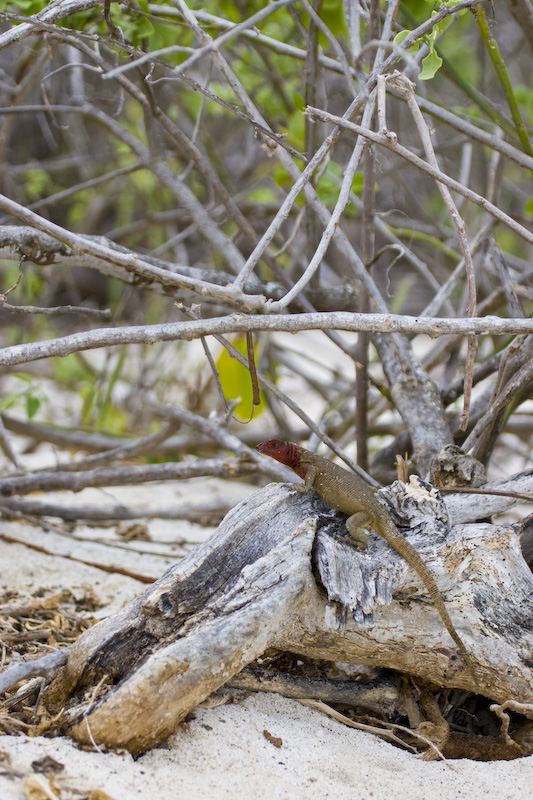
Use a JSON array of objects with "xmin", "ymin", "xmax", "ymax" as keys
[{"xmin": 40, "ymin": 474, "xmax": 533, "ymax": 754}]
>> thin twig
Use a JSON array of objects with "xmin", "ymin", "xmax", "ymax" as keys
[
  {"xmin": 393, "ymin": 75, "xmax": 478, "ymax": 430},
  {"xmin": 268, "ymin": 93, "xmax": 377, "ymax": 311},
  {"xmin": 41, "ymin": 419, "xmax": 183, "ymax": 473},
  {"xmin": 0, "ymin": 301, "xmax": 111, "ymax": 319}
]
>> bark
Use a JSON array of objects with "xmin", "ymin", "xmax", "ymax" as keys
[{"xmin": 40, "ymin": 479, "xmax": 533, "ymax": 755}]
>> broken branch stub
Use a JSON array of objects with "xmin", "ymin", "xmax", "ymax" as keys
[{"xmin": 42, "ymin": 481, "xmax": 533, "ymax": 754}]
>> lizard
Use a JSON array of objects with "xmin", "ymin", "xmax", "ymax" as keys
[{"xmin": 256, "ymin": 439, "xmax": 474, "ymax": 674}]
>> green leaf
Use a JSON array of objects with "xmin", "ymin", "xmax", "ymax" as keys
[
  {"xmin": 393, "ymin": 30, "xmax": 411, "ymax": 46},
  {"xmin": 216, "ymin": 336, "xmax": 264, "ymax": 420},
  {"xmin": 0, "ymin": 393, "xmax": 21, "ymax": 414},
  {"xmin": 393, "ymin": 29, "xmax": 419, "ymax": 55},
  {"xmin": 351, "ymin": 171, "xmax": 364, "ymax": 195},
  {"xmin": 434, "ymin": 14, "xmax": 454, "ymax": 36},
  {"xmin": 419, "ymin": 49, "xmax": 443, "ymax": 81},
  {"xmin": 246, "ymin": 186, "xmax": 279, "ymax": 205},
  {"xmin": 515, "ymin": 84, "xmax": 533, "ymax": 124},
  {"xmin": 26, "ymin": 394, "xmax": 40, "ymax": 419}
]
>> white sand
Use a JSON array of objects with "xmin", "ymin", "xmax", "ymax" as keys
[
  {"xmin": 1, "ymin": 688, "xmax": 533, "ymax": 800},
  {"xmin": 1, "ymin": 482, "xmax": 533, "ymax": 799}
]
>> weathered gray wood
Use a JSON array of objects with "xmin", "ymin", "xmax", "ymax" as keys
[
  {"xmin": 65, "ymin": 517, "xmax": 318, "ymax": 753},
  {"xmin": 40, "ymin": 480, "xmax": 533, "ymax": 754},
  {"xmin": 444, "ymin": 470, "xmax": 533, "ymax": 524},
  {"xmin": 226, "ymin": 666, "xmax": 400, "ymax": 714}
]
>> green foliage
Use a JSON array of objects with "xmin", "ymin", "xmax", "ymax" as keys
[
  {"xmin": 131, "ymin": 168, "xmax": 159, "ymax": 194},
  {"xmin": 389, "ymin": 275, "xmax": 417, "ymax": 314},
  {"xmin": 0, "ymin": 374, "xmax": 43, "ymax": 419},
  {"xmin": 199, "ymin": 82, "xmax": 239, "ymax": 118},
  {"xmin": 393, "ymin": 27, "xmax": 442, "ymax": 82},
  {"xmin": 24, "ymin": 268, "xmax": 45, "ymax": 301},
  {"xmin": 418, "ymin": 48, "xmax": 442, "ymax": 81},
  {"xmin": 78, "ymin": 349, "xmax": 129, "ymax": 431},
  {"xmin": 0, "ymin": 0, "xmax": 46, "ymax": 13},
  {"xmin": 318, "ymin": 0, "xmax": 348, "ymax": 45},
  {"xmin": 68, "ymin": 193, "xmax": 92, "ymax": 229},
  {"xmin": 494, "ymin": 227, "xmax": 530, "ymax": 262},
  {"xmin": 52, "ymin": 352, "xmax": 128, "ymax": 433},
  {"xmin": 1, "ymin": 262, "xmax": 22, "ymax": 296},
  {"xmin": 195, "ymin": 0, "xmax": 240, "ymax": 23},
  {"xmin": 3, "ymin": 263, "xmax": 46, "ymax": 306},
  {"xmin": 388, "ymin": 226, "xmax": 461, "ymax": 262},
  {"xmin": 316, "ymin": 163, "xmax": 363, "ymax": 213},
  {"xmin": 53, "ymin": 354, "xmax": 95, "ymax": 388},
  {"xmin": 283, "ymin": 105, "xmax": 306, "ymax": 153},
  {"xmin": 472, "ymin": 3, "xmax": 532, "ymax": 156},
  {"xmin": 395, "ymin": 0, "xmax": 470, "ymax": 82},
  {"xmin": 246, "ymin": 185, "xmax": 279, "ymax": 206},
  {"xmin": 107, "ymin": 2, "xmax": 154, "ymax": 46},
  {"xmin": 216, "ymin": 337, "xmax": 264, "ymax": 421},
  {"xmin": 24, "ymin": 169, "xmax": 53, "ymax": 203}
]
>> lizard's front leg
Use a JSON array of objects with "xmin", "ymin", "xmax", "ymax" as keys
[
  {"xmin": 346, "ymin": 511, "xmax": 372, "ymax": 550},
  {"xmin": 288, "ymin": 464, "xmax": 318, "ymax": 493}
]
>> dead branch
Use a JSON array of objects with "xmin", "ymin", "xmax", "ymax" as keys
[
  {"xmin": 0, "ymin": 497, "xmax": 232, "ymax": 525},
  {"xmin": 0, "ymin": 458, "xmax": 256, "ymax": 497},
  {"xmin": 226, "ymin": 665, "xmax": 400, "ymax": 714},
  {"xmin": 0, "ymin": 651, "xmax": 68, "ymax": 696},
  {"xmin": 5, "ymin": 311, "xmax": 533, "ymax": 369}
]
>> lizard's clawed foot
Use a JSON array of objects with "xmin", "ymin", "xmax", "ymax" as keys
[{"xmin": 346, "ymin": 514, "xmax": 370, "ymax": 550}]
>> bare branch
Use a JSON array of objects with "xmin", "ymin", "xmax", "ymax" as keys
[
  {"xmin": 0, "ymin": 301, "xmax": 111, "ymax": 319},
  {"xmin": 0, "ymin": 0, "xmax": 102, "ymax": 51},
  {"xmin": 0, "ymin": 650, "xmax": 68, "ymax": 696},
  {"xmin": 0, "ymin": 458, "xmax": 256, "ymax": 497},
  {"xmin": 2, "ymin": 312, "xmax": 533, "ymax": 369},
  {"xmin": 0, "ymin": 497, "xmax": 233, "ymax": 524},
  {"xmin": 0, "ymin": 198, "xmax": 265, "ymax": 309}
]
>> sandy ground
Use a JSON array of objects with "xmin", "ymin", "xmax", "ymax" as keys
[
  {"xmin": 1, "ymin": 478, "xmax": 533, "ymax": 799},
  {"xmin": 3, "ymin": 691, "xmax": 533, "ymax": 800}
]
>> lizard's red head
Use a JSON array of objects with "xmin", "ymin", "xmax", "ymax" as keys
[{"xmin": 256, "ymin": 440, "xmax": 304, "ymax": 477}]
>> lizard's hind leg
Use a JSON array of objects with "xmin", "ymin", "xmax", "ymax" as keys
[{"xmin": 346, "ymin": 511, "xmax": 372, "ymax": 550}]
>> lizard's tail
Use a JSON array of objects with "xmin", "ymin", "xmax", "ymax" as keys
[{"xmin": 383, "ymin": 523, "xmax": 477, "ymax": 680}]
